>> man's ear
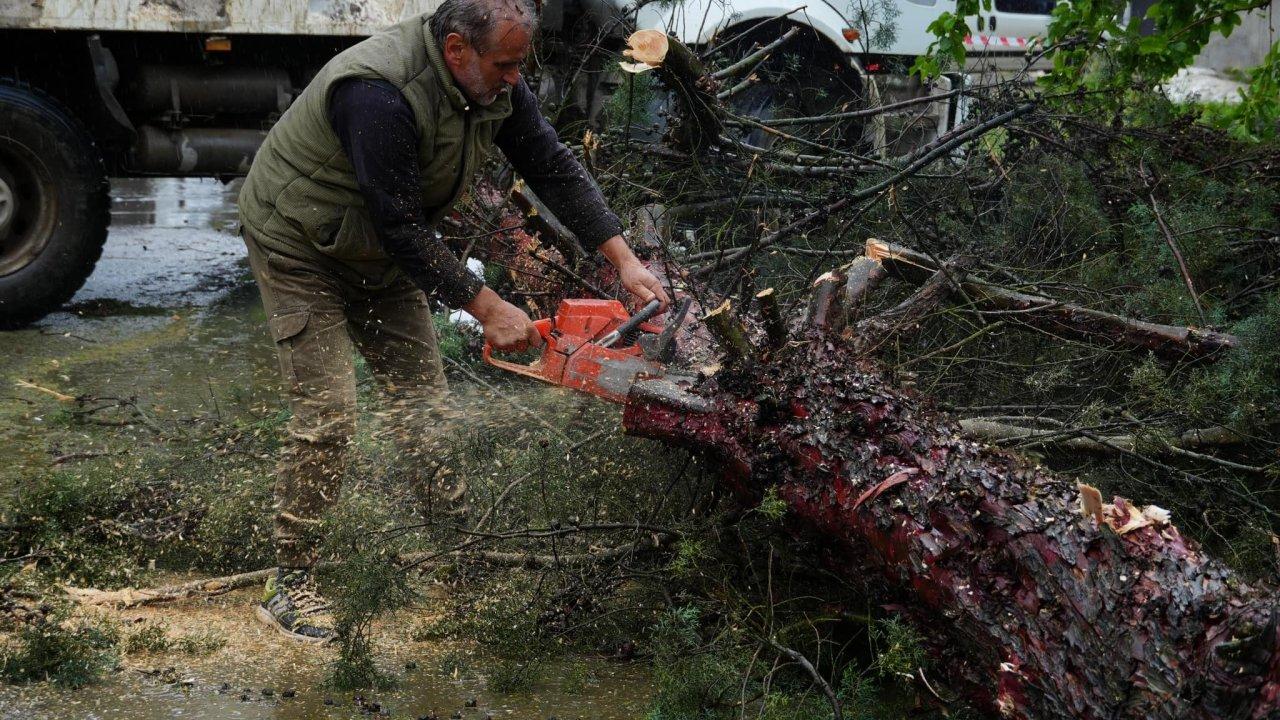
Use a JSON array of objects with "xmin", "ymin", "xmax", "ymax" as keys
[{"xmin": 444, "ymin": 32, "xmax": 468, "ymax": 62}]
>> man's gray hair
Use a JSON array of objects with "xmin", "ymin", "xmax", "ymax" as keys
[{"xmin": 431, "ymin": 0, "xmax": 538, "ymax": 52}]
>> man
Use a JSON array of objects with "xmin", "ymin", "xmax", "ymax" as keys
[{"xmin": 238, "ymin": 0, "xmax": 669, "ymax": 643}]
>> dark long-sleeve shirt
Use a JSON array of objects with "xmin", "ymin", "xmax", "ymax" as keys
[{"xmin": 327, "ymin": 77, "xmax": 623, "ymax": 308}]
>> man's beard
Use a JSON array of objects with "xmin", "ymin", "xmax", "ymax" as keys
[{"xmin": 456, "ymin": 65, "xmax": 506, "ymax": 107}]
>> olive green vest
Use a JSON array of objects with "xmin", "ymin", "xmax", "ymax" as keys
[{"xmin": 237, "ymin": 14, "xmax": 512, "ymax": 284}]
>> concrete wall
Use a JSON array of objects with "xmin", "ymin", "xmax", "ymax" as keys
[
  {"xmin": 1196, "ymin": 0, "xmax": 1277, "ymax": 72},
  {"xmin": 1129, "ymin": 0, "xmax": 1276, "ymax": 72}
]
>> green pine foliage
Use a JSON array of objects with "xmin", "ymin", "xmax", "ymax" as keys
[
  {"xmin": 0, "ymin": 467, "xmax": 145, "ymax": 588},
  {"xmin": 322, "ymin": 502, "xmax": 418, "ymax": 691},
  {"xmin": 0, "ymin": 603, "xmax": 118, "ymax": 689}
]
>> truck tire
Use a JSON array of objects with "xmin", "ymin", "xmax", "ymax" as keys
[
  {"xmin": 718, "ymin": 27, "xmax": 866, "ymax": 151},
  {"xmin": 0, "ymin": 79, "xmax": 110, "ymax": 328}
]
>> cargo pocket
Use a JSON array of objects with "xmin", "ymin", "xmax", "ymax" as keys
[{"xmin": 267, "ymin": 307, "xmax": 310, "ymax": 390}]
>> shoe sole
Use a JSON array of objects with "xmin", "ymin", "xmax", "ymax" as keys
[{"xmin": 254, "ymin": 604, "xmax": 334, "ymax": 645}]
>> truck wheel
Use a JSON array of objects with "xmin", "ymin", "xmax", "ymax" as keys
[
  {"xmin": 0, "ymin": 80, "xmax": 110, "ymax": 328},
  {"xmin": 719, "ymin": 27, "xmax": 866, "ymax": 152}
]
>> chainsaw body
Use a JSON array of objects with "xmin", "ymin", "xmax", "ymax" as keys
[{"xmin": 483, "ymin": 299, "xmax": 668, "ymax": 403}]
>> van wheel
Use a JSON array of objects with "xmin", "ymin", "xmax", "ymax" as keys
[
  {"xmin": 0, "ymin": 79, "xmax": 110, "ymax": 328},
  {"xmin": 717, "ymin": 27, "xmax": 867, "ymax": 152}
]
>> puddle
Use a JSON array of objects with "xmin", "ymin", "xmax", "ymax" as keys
[
  {"xmin": 40, "ymin": 177, "xmax": 247, "ymax": 328},
  {"xmin": 60, "ymin": 299, "xmax": 174, "ymax": 318}
]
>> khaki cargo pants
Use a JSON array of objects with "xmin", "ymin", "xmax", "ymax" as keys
[{"xmin": 244, "ymin": 229, "xmax": 450, "ymax": 568}]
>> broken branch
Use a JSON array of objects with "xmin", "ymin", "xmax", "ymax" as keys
[{"xmin": 869, "ymin": 239, "xmax": 1240, "ymax": 362}]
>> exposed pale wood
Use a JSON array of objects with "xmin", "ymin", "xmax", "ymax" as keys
[
  {"xmin": 621, "ymin": 29, "xmax": 669, "ymax": 67},
  {"xmin": 756, "ymin": 288, "xmax": 788, "ymax": 348},
  {"xmin": 621, "ymin": 31, "xmax": 723, "ymax": 151},
  {"xmin": 14, "ymin": 379, "xmax": 75, "ymax": 403}
]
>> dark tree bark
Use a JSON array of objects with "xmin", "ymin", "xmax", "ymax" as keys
[
  {"xmin": 609, "ymin": 254, "xmax": 1279, "ymax": 719},
  {"xmin": 622, "ymin": 341, "xmax": 1278, "ymax": 718},
  {"xmin": 478, "ymin": 172, "xmax": 1276, "ymax": 719}
]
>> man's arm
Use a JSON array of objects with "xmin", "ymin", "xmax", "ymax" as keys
[
  {"xmin": 495, "ymin": 80, "xmax": 670, "ymax": 309},
  {"xmin": 328, "ymin": 78, "xmax": 483, "ymax": 308},
  {"xmin": 328, "ymin": 78, "xmax": 540, "ymax": 351},
  {"xmin": 494, "ymin": 79, "xmax": 623, "ymax": 250}
]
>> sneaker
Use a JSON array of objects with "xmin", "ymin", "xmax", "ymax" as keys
[{"xmin": 255, "ymin": 569, "xmax": 337, "ymax": 644}]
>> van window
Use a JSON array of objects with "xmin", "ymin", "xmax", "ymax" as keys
[{"xmin": 994, "ymin": 0, "xmax": 1055, "ymax": 13}]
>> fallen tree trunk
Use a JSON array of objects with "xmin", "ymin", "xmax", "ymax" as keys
[
  {"xmin": 615, "ymin": 260, "xmax": 1278, "ymax": 719},
  {"xmin": 470, "ymin": 113, "xmax": 1277, "ymax": 716}
]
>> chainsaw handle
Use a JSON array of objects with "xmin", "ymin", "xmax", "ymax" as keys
[
  {"xmin": 598, "ymin": 299, "xmax": 662, "ymax": 348},
  {"xmin": 482, "ymin": 318, "xmax": 553, "ymax": 379}
]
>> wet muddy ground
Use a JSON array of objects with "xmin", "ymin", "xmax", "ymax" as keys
[
  {"xmin": 0, "ymin": 178, "xmax": 653, "ymax": 719},
  {"xmin": 2, "ymin": 178, "xmax": 278, "ymax": 478},
  {"xmin": 73, "ymin": 177, "xmax": 245, "ymax": 308},
  {"xmin": 1, "ymin": 585, "xmax": 651, "ymax": 720}
]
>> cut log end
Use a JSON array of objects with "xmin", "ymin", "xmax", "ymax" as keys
[
  {"xmin": 865, "ymin": 238, "xmax": 893, "ymax": 261},
  {"xmin": 1078, "ymin": 482, "xmax": 1105, "ymax": 525},
  {"xmin": 621, "ymin": 30, "xmax": 670, "ymax": 72},
  {"xmin": 811, "ymin": 270, "xmax": 842, "ymax": 287},
  {"xmin": 1078, "ymin": 482, "xmax": 1176, "ymax": 536}
]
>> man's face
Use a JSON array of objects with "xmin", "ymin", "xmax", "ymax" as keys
[{"xmin": 443, "ymin": 19, "xmax": 531, "ymax": 107}]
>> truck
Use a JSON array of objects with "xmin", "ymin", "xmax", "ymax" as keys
[{"xmin": 0, "ymin": 0, "xmax": 1054, "ymax": 326}]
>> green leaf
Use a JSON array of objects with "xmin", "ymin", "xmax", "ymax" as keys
[{"xmin": 1138, "ymin": 35, "xmax": 1169, "ymax": 54}]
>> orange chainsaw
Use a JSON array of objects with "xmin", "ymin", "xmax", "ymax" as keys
[{"xmin": 483, "ymin": 296, "xmax": 692, "ymax": 403}]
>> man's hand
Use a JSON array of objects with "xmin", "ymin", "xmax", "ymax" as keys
[
  {"xmin": 618, "ymin": 261, "xmax": 670, "ymax": 311},
  {"xmin": 464, "ymin": 287, "xmax": 543, "ymax": 352},
  {"xmin": 598, "ymin": 235, "xmax": 671, "ymax": 311}
]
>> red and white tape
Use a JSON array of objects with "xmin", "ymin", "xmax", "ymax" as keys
[{"xmin": 963, "ymin": 35, "xmax": 1029, "ymax": 48}]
